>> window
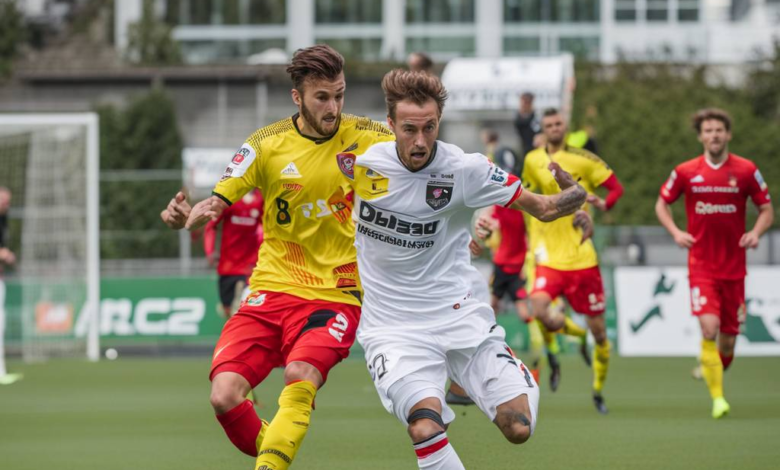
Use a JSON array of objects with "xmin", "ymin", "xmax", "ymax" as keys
[
  {"xmin": 551, "ymin": 0, "xmax": 599, "ymax": 22},
  {"xmin": 315, "ymin": 38, "xmax": 382, "ymax": 61},
  {"xmin": 615, "ymin": 0, "xmax": 636, "ymax": 21},
  {"xmin": 165, "ymin": 0, "xmax": 286, "ymax": 26},
  {"xmin": 316, "ymin": 0, "xmax": 382, "ymax": 24},
  {"xmin": 504, "ymin": 0, "xmax": 543, "ymax": 23},
  {"xmin": 678, "ymin": 0, "xmax": 699, "ymax": 22},
  {"xmin": 503, "ymin": 36, "xmax": 542, "ymax": 55},
  {"xmin": 647, "ymin": 0, "xmax": 669, "ymax": 21},
  {"xmin": 405, "ymin": 36, "xmax": 476, "ymax": 56},
  {"xmin": 406, "ymin": 0, "xmax": 475, "ymax": 23},
  {"xmin": 558, "ymin": 36, "xmax": 599, "ymax": 60}
]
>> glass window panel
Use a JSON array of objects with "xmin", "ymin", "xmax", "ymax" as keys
[
  {"xmin": 167, "ymin": 0, "xmax": 286, "ymax": 25},
  {"xmin": 678, "ymin": 8, "xmax": 698, "ymax": 21},
  {"xmin": 503, "ymin": 36, "xmax": 542, "ymax": 54},
  {"xmin": 316, "ymin": 0, "xmax": 382, "ymax": 24},
  {"xmin": 552, "ymin": 0, "xmax": 599, "ymax": 22},
  {"xmin": 647, "ymin": 9, "xmax": 668, "ymax": 21},
  {"xmin": 180, "ymin": 38, "xmax": 287, "ymax": 64},
  {"xmin": 615, "ymin": 9, "xmax": 636, "ymax": 21},
  {"xmin": 248, "ymin": 0, "xmax": 286, "ymax": 24},
  {"xmin": 315, "ymin": 37, "xmax": 382, "ymax": 61},
  {"xmin": 406, "ymin": 0, "xmax": 475, "ymax": 23},
  {"xmin": 504, "ymin": 0, "xmax": 543, "ymax": 23},
  {"xmin": 558, "ymin": 36, "xmax": 599, "ymax": 60},
  {"xmin": 405, "ymin": 36, "xmax": 476, "ymax": 56}
]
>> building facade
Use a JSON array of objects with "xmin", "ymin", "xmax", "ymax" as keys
[{"xmin": 110, "ymin": 0, "xmax": 780, "ymax": 64}]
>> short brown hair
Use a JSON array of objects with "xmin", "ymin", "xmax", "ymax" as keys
[
  {"xmin": 286, "ymin": 44, "xmax": 345, "ymax": 91},
  {"xmin": 692, "ymin": 108, "xmax": 732, "ymax": 133},
  {"xmin": 408, "ymin": 52, "xmax": 434, "ymax": 73},
  {"xmin": 542, "ymin": 108, "xmax": 560, "ymax": 118},
  {"xmin": 381, "ymin": 69, "xmax": 448, "ymax": 120}
]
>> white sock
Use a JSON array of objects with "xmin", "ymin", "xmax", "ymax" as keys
[{"xmin": 413, "ymin": 432, "xmax": 465, "ymax": 470}]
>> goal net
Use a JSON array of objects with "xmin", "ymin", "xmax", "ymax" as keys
[{"xmin": 0, "ymin": 114, "xmax": 100, "ymax": 363}]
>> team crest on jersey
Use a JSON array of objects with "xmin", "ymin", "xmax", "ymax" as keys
[
  {"xmin": 337, "ymin": 153, "xmax": 356, "ymax": 179},
  {"xmin": 426, "ymin": 181, "xmax": 453, "ymax": 211}
]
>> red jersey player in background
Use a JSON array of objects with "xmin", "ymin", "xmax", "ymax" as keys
[
  {"xmin": 656, "ymin": 108, "xmax": 773, "ymax": 419},
  {"xmin": 204, "ymin": 188, "xmax": 264, "ymax": 318}
]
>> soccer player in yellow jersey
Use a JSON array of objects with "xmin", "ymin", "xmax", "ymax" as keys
[
  {"xmin": 521, "ymin": 108, "xmax": 624, "ymax": 413},
  {"xmin": 161, "ymin": 45, "xmax": 394, "ymax": 470}
]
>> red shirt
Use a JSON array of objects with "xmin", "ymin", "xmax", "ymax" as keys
[
  {"xmin": 204, "ymin": 190, "xmax": 264, "ymax": 276},
  {"xmin": 492, "ymin": 205, "xmax": 527, "ymax": 274},
  {"xmin": 660, "ymin": 154, "xmax": 771, "ymax": 280}
]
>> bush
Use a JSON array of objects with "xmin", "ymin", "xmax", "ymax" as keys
[{"xmin": 97, "ymin": 88, "xmax": 183, "ymax": 259}]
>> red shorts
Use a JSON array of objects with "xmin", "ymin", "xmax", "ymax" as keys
[
  {"xmin": 209, "ymin": 291, "xmax": 360, "ymax": 387},
  {"xmin": 532, "ymin": 265, "xmax": 606, "ymax": 316},
  {"xmin": 689, "ymin": 277, "xmax": 745, "ymax": 336}
]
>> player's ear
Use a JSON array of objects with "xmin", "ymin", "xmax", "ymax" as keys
[
  {"xmin": 386, "ymin": 116, "xmax": 396, "ymax": 132},
  {"xmin": 291, "ymin": 88, "xmax": 301, "ymax": 106}
]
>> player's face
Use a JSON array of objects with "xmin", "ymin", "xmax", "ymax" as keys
[
  {"xmin": 388, "ymin": 99, "xmax": 440, "ymax": 172},
  {"xmin": 293, "ymin": 73, "xmax": 345, "ymax": 138},
  {"xmin": 698, "ymin": 119, "xmax": 731, "ymax": 157},
  {"xmin": 541, "ymin": 113, "xmax": 566, "ymax": 145}
]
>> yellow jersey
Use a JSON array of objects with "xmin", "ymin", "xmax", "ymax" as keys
[
  {"xmin": 213, "ymin": 113, "xmax": 395, "ymax": 306},
  {"xmin": 522, "ymin": 145, "xmax": 612, "ymax": 271}
]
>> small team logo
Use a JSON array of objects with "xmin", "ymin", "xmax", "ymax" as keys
[
  {"xmin": 220, "ymin": 167, "xmax": 233, "ymax": 181},
  {"xmin": 232, "ymin": 148, "xmax": 250, "ymax": 165},
  {"xmin": 337, "ymin": 153, "xmax": 356, "ymax": 179},
  {"xmin": 728, "ymin": 175, "xmax": 738, "ymax": 187},
  {"xmin": 245, "ymin": 292, "xmax": 267, "ymax": 307},
  {"xmin": 426, "ymin": 181, "xmax": 453, "ymax": 211}
]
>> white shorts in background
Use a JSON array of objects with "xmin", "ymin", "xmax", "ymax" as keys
[{"xmin": 359, "ymin": 300, "xmax": 539, "ymax": 434}]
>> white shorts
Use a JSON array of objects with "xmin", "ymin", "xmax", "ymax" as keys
[{"xmin": 359, "ymin": 300, "xmax": 539, "ymax": 434}]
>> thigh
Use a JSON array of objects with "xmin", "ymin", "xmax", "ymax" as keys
[
  {"xmin": 450, "ymin": 337, "xmax": 539, "ymax": 433},
  {"xmin": 532, "ymin": 266, "xmax": 565, "ymax": 301},
  {"xmin": 282, "ymin": 297, "xmax": 362, "ymax": 383},
  {"xmin": 209, "ymin": 292, "xmax": 284, "ymax": 387},
  {"xmin": 564, "ymin": 266, "xmax": 606, "ymax": 316},
  {"xmin": 218, "ymin": 275, "xmax": 245, "ymax": 307},
  {"xmin": 718, "ymin": 279, "xmax": 745, "ymax": 336},
  {"xmin": 689, "ymin": 277, "xmax": 722, "ymax": 318},
  {"xmin": 491, "ymin": 265, "xmax": 511, "ymax": 298},
  {"xmin": 362, "ymin": 334, "xmax": 450, "ymax": 425}
]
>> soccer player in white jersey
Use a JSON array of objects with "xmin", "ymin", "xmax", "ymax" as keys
[{"xmin": 346, "ymin": 70, "xmax": 587, "ymax": 470}]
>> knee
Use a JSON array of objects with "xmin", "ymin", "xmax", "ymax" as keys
[
  {"xmin": 284, "ymin": 361, "xmax": 323, "ymax": 387},
  {"xmin": 209, "ymin": 385, "xmax": 243, "ymax": 415},
  {"xmin": 407, "ymin": 408, "xmax": 446, "ymax": 444},
  {"xmin": 502, "ymin": 422, "xmax": 531, "ymax": 445}
]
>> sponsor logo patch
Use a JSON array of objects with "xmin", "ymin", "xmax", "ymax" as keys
[
  {"xmin": 280, "ymin": 162, "xmax": 302, "ymax": 179},
  {"xmin": 232, "ymin": 147, "xmax": 250, "ymax": 165},
  {"xmin": 755, "ymin": 169, "xmax": 768, "ymax": 190},
  {"xmin": 245, "ymin": 292, "xmax": 267, "ymax": 307},
  {"xmin": 489, "ymin": 166, "xmax": 509, "ymax": 186},
  {"xmin": 426, "ymin": 181, "xmax": 453, "ymax": 211},
  {"xmin": 695, "ymin": 201, "xmax": 737, "ymax": 215},
  {"xmin": 282, "ymin": 182, "xmax": 304, "ymax": 192},
  {"xmin": 226, "ymin": 143, "xmax": 256, "ymax": 178}
]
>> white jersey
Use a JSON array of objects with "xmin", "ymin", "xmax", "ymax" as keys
[{"xmin": 350, "ymin": 140, "xmax": 523, "ymax": 334}]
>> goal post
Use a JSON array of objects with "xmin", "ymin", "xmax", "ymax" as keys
[{"xmin": 0, "ymin": 113, "xmax": 100, "ymax": 362}]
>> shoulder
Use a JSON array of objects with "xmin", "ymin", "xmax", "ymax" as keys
[
  {"xmin": 564, "ymin": 146, "xmax": 608, "ymax": 167},
  {"xmin": 244, "ymin": 116, "xmax": 296, "ymax": 153},
  {"xmin": 674, "ymin": 156, "xmax": 703, "ymax": 176},
  {"xmin": 524, "ymin": 148, "xmax": 545, "ymax": 163},
  {"xmin": 340, "ymin": 114, "xmax": 394, "ymax": 138},
  {"xmin": 729, "ymin": 154, "xmax": 758, "ymax": 172}
]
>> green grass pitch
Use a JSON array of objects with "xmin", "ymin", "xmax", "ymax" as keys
[{"xmin": 1, "ymin": 355, "xmax": 779, "ymax": 470}]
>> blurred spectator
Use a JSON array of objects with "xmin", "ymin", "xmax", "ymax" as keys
[
  {"xmin": 513, "ymin": 92, "xmax": 542, "ymax": 156},
  {"xmin": 480, "ymin": 128, "xmax": 523, "ymax": 177},
  {"xmin": 407, "ymin": 51, "xmax": 434, "ymax": 74},
  {"xmin": 0, "ymin": 187, "xmax": 15, "ymax": 270}
]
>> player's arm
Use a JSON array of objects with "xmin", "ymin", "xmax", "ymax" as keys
[
  {"xmin": 655, "ymin": 196, "xmax": 695, "ymax": 248},
  {"xmin": 160, "ymin": 191, "xmax": 192, "ymax": 230},
  {"xmin": 587, "ymin": 174, "xmax": 624, "ymax": 212},
  {"xmin": 510, "ymin": 162, "xmax": 587, "ymax": 222},
  {"xmin": 186, "ymin": 196, "xmax": 229, "ymax": 231},
  {"xmin": 740, "ymin": 203, "xmax": 773, "ymax": 248},
  {"xmin": 203, "ymin": 217, "xmax": 220, "ymax": 267}
]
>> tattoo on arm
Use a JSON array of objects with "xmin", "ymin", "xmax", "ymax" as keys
[
  {"xmin": 497, "ymin": 409, "xmax": 531, "ymax": 431},
  {"xmin": 554, "ymin": 186, "xmax": 586, "ymax": 216}
]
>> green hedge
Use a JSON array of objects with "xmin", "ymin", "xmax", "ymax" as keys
[
  {"xmin": 97, "ymin": 88, "xmax": 183, "ymax": 259},
  {"xmin": 571, "ymin": 60, "xmax": 780, "ymax": 227}
]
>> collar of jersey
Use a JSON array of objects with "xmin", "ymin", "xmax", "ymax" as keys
[
  {"xmin": 396, "ymin": 142, "xmax": 438, "ymax": 173},
  {"xmin": 291, "ymin": 113, "xmax": 339, "ymax": 145}
]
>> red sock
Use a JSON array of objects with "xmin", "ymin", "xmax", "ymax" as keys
[
  {"xmin": 720, "ymin": 353, "xmax": 734, "ymax": 371},
  {"xmin": 216, "ymin": 400, "xmax": 263, "ymax": 457}
]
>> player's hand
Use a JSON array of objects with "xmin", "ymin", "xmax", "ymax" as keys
[
  {"xmin": 161, "ymin": 191, "xmax": 191, "ymax": 230},
  {"xmin": 186, "ymin": 196, "xmax": 225, "ymax": 231},
  {"xmin": 0, "ymin": 247, "xmax": 16, "ymax": 265},
  {"xmin": 475, "ymin": 213, "xmax": 499, "ymax": 240},
  {"xmin": 572, "ymin": 210, "xmax": 594, "ymax": 244},
  {"xmin": 206, "ymin": 253, "xmax": 217, "ymax": 268},
  {"xmin": 672, "ymin": 230, "xmax": 696, "ymax": 248},
  {"xmin": 586, "ymin": 194, "xmax": 607, "ymax": 212},
  {"xmin": 739, "ymin": 231, "xmax": 760, "ymax": 249},
  {"xmin": 468, "ymin": 239, "xmax": 483, "ymax": 257},
  {"xmin": 548, "ymin": 162, "xmax": 578, "ymax": 190}
]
